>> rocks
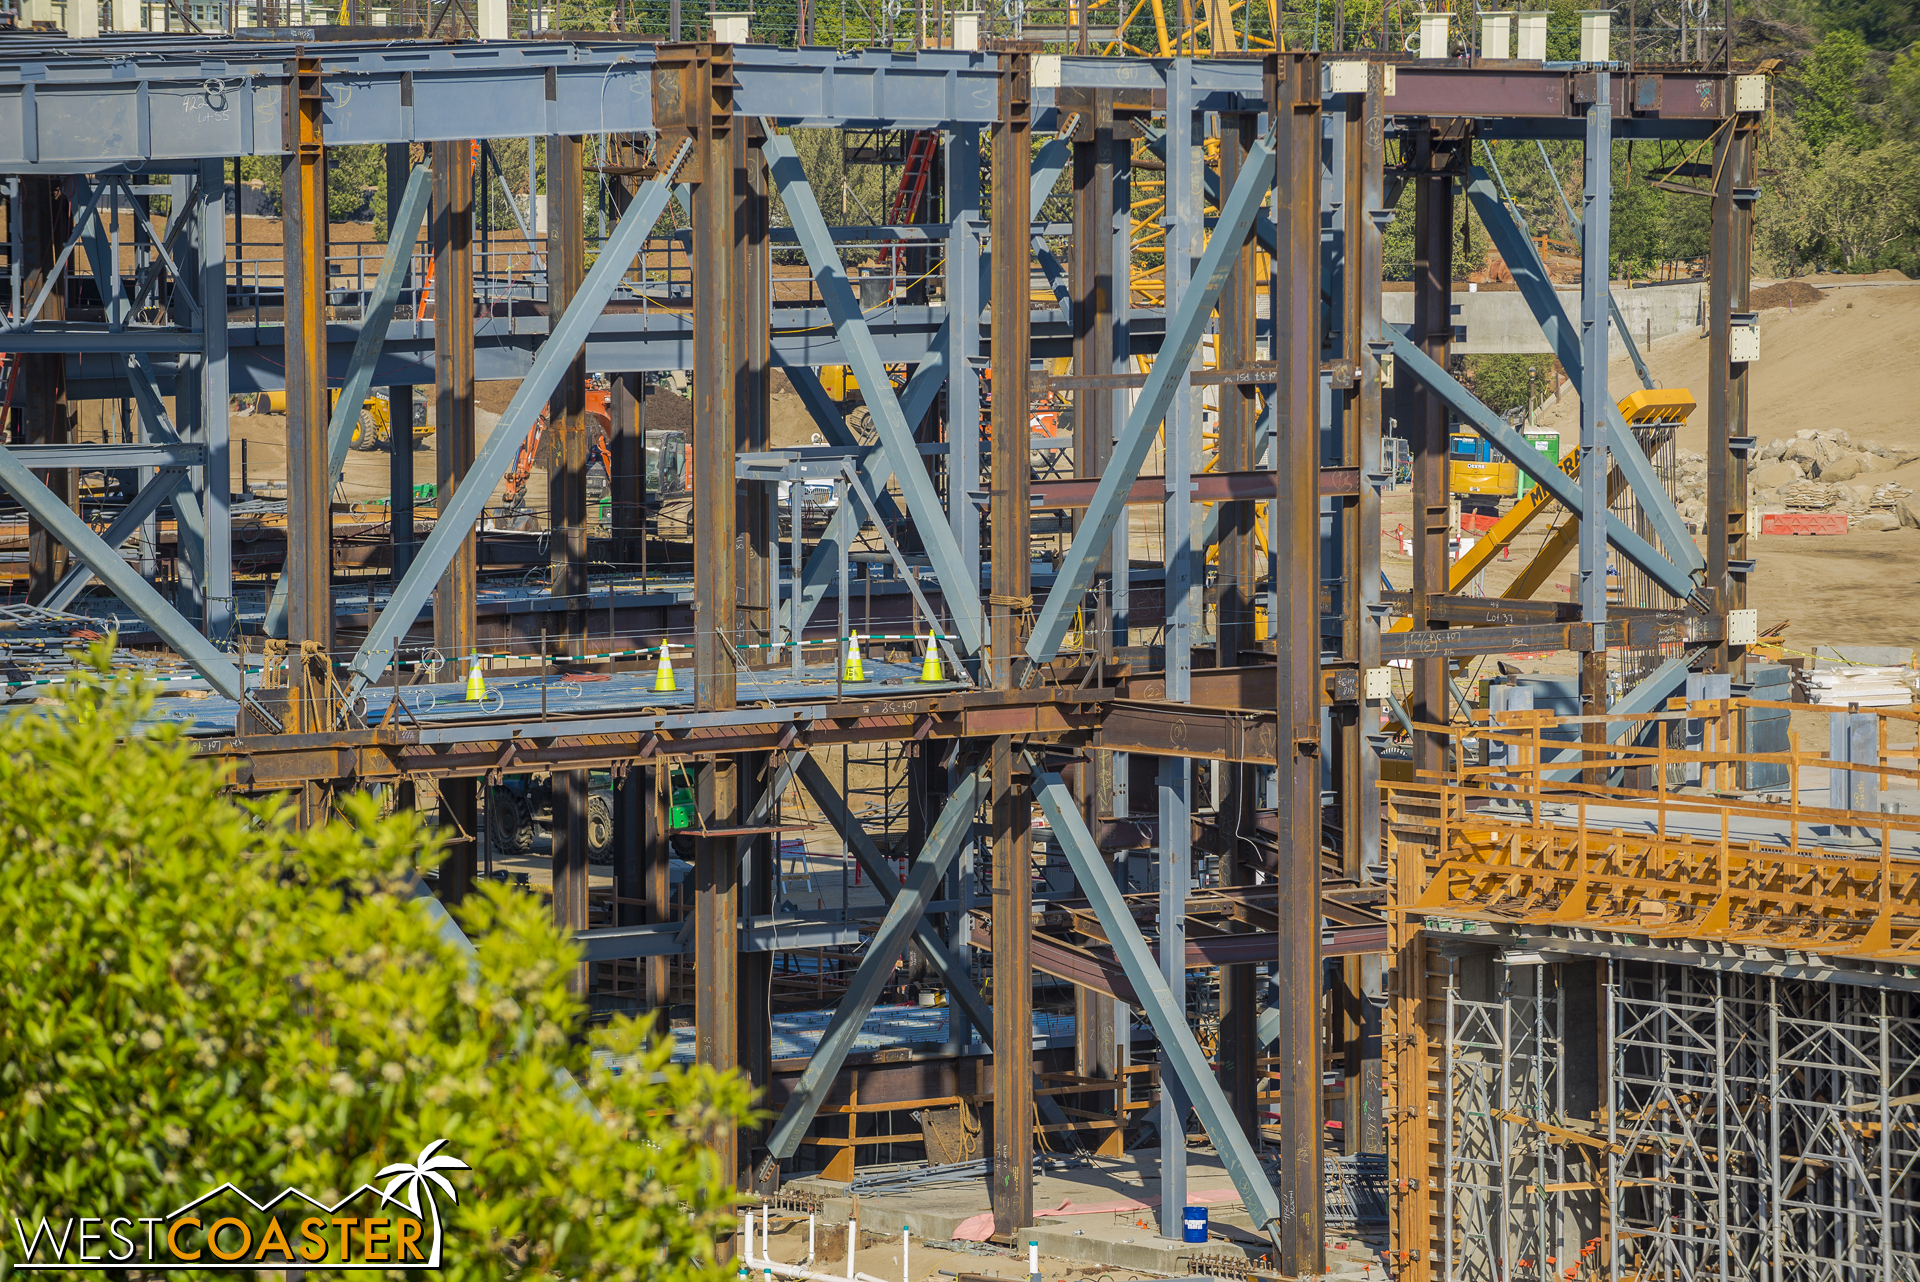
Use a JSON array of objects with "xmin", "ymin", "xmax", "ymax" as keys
[
  {"xmin": 1856, "ymin": 512, "xmax": 1900, "ymax": 532},
  {"xmin": 1818, "ymin": 454, "xmax": 1864, "ymax": 483},
  {"xmin": 1902, "ymin": 495, "xmax": 1920, "ymax": 530},
  {"xmin": 1758, "ymin": 437, "xmax": 1788, "ymax": 462},
  {"xmin": 1751, "ymin": 461, "xmax": 1805, "ymax": 489}
]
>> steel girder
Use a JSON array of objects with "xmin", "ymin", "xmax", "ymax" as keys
[
  {"xmin": 342, "ymin": 140, "xmax": 694, "ymax": 699},
  {"xmin": 1025, "ymin": 118, "xmax": 1279, "ymax": 669},
  {"xmin": 763, "ymin": 762, "xmax": 986, "ymax": 1161},
  {"xmin": 763, "ymin": 132, "xmax": 984, "ymax": 656},
  {"xmin": 1031, "ymin": 767, "xmax": 1285, "ymax": 1249},
  {"xmin": 1384, "ymin": 329, "xmax": 1698, "ymax": 604}
]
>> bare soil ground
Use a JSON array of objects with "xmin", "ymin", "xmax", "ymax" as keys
[{"xmin": 1521, "ymin": 275, "xmax": 1920, "ymax": 655}]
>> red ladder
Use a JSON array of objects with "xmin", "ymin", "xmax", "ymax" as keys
[{"xmin": 886, "ymin": 131, "xmax": 938, "ymax": 226}]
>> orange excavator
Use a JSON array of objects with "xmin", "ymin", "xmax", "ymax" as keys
[{"xmin": 500, "ymin": 379, "xmax": 616, "ymax": 513}]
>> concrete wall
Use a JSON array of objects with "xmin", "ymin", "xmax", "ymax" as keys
[{"xmin": 1383, "ymin": 282, "xmax": 1705, "ymax": 357}]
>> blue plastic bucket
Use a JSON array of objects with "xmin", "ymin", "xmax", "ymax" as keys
[{"xmin": 1182, "ymin": 1207, "xmax": 1208, "ymax": 1243}]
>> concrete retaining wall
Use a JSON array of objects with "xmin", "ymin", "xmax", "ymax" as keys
[{"xmin": 1382, "ymin": 282, "xmax": 1705, "ymax": 357}]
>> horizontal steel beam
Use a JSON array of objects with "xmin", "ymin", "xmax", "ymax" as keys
[
  {"xmin": 1029, "ymin": 467, "xmax": 1358, "ymax": 508},
  {"xmin": 2, "ymin": 442, "xmax": 202, "ymax": 468}
]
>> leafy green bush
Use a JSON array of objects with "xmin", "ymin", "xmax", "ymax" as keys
[{"xmin": 0, "ymin": 645, "xmax": 753, "ymax": 1281}]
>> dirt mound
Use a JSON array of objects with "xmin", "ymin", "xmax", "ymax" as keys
[{"xmin": 1750, "ymin": 279, "xmax": 1825, "ymax": 310}]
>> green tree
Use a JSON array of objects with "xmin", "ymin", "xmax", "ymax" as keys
[
  {"xmin": 1795, "ymin": 29, "xmax": 1878, "ymax": 151},
  {"xmin": 0, "ymin": 647, "xmax": 754, "ymax": 1281},
  {"xmin": 1463, "ymin": 354, "xmax": 1561, "ymax": 417},
  {"xmin": 1802, "ymin": 134, "xmax": 1920, "ymax": 267},
  {"xmin": 1755, "ymin": 115, "xmax": 1821, "ymax": 275},
  {"xmin": 1887, "ymin": 42, "xmax": 1920, "ymax": 135}
]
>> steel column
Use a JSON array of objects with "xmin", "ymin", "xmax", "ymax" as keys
[
  {"xmin": 945, "ymin": 126, "xmax": 984, "ymax": 591},
  {"xmin": 194, "ymin": 159, "xmax": 231, "ymax": 642},
  {"xmin": 547, "ymin": 131, "xmax": 591, "ymax": 988},
  {"xmin": 1214, "ymin": 107, "xmax": 1261, "ymax": 1144},
  {"xmin": 989, "ymin": 42, "xmax": 1035, "ymax": 1237},
  {"xmin": 1407, "ymin": 124, "xmax": 1454, "ymax": 792},
  {"xmin": 1343, "ymin": 67, "xmax": 1387, "ymax": 1157},
  {"xmin": 663, "ymin": 40, "xmax": 746, "ymax": 1211},
  {"xmin": 19, "ymin": 177, "xmax": 72, "ymax": 602},
  {"xmin": 387, "ymin": 142, "xmax": 417, "ymax": 581},
  {"xmin": 1157, "ymin": 56, "xmax": 1200, "ymax": 1239},
  {"xmin": 1578, "ymin": 78, "xmax": 1612, "ymax": 629},
  {"xmin": 284, "ymin": 56, "xmax": 332, "ymax": 666},
  {"xmin": 1272, "ymin": 50, "xmax": 1325, "ymax": 1279},
  {"xmin": 1707, "ymin": 123, "xmax": 1754, "ymax": 677}
]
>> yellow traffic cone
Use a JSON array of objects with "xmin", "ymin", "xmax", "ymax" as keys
[
  {"xmin": 464, "ymin": 655, "xmax": 486, "ymax": 702},
  {"xmin": 918, "ymin": 641, "xmax": 943, "ymax": 683},
  {"xmin": 654, "ymin": 642, "xmax": 678, "ymax": 693},
  {"xmin": 843, "ymin": 633, "xmax": 866, "ymax": 682}
]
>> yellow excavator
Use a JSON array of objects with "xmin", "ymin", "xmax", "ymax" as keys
[
  {"xmin": 1392, "ymin": 387, "xmax": 1696, "ymax": 621},
  {"xmin": 246, "ymin": 388, "xmax": 431, "ymax": 452}
]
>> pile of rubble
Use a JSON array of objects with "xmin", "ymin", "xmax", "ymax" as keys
[{"xmin": 1748, "ymin": 429, "xmax": 1920, "ymax": 530}]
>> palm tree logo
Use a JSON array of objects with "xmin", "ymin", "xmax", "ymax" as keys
[{"xmin": 376, "ymin": 1139, "xmax": 470, "ymax": 1266}]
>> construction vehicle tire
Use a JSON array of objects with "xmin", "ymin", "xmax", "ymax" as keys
[
  {"xmin": 587, "ymin": 791, "xmax": 615, "ymax": 864},
  {"xmin": 350, "ymin": 408, "xmax": 381, "ymax": 451},
  {"xmin": 846, "ymin": 406, "xmax": 877, "ymax": 446}
]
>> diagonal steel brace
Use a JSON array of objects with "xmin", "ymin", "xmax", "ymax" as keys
[
  {"xmin": 763, "ymin": 132, "xmax": 984, "ymax": 656},
  {"xmin": 343, "ymin": 141, "xmax": 694, "ymax": 700},
  {"xmin": 1026, "ymin": 122, "xmax": 1278, "ymax": 669}
]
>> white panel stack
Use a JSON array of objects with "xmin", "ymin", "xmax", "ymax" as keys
[
  {"xmin": 1796, "ymin": 666, "xmax": 1916, "ymax": 709},
  {"xmin": 1418, "ymin": 8, "xmax": 1451, "ymax": 57}
]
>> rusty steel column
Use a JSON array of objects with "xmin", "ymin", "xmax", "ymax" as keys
[
  {"xmin": 988, "ymin": 40, "xmax": 1035, "ymax": 1239},
  {"xmin": 737, "ymin": 131, "xmax": 775, "ymax": 1192},
  {"xmin": 1408, "ymin": 125, "xmax": 1455, "ymax": 788},
  {"xmin": 545, "ymin": 132, "xmax": 591, "ymax": 993},
  {"xmin": 645, "ymin": 763, "xmax": 672, "ymax": 1008},
  {"xmin": 1214, "ymin": 106, "xmax": 1261, "ymax": 1142},
  {"xmin": 1068, "ymin": 90, "xmax": 1123, "ymax": 1143},
  {"xmin": 18, "ymin": 178, "xmax": 72, "ymax": 601},
  {"xmin": 609, "ymin": 372, "xmax": 645, "ymax": 567},
  {"xmin": 1270, "ymin": 50, "xmax": 1324, "ymax": 1277},
  {"xmin": 432, "ymin": 137, "xmax": 478, "ymax": 896},
  {"xmin": 1707, "ymin": 120, "xmax": 1755, "ymax": 681},
  {"xmin": 283, "ymin": 57, "xmax": 333, "ymax": 664},
  {"xmin": 658, "ymin": 41, "xmax": 745, "ymax": 1215},
  {"xmin": 1342, "ymin": 68, "xmax": 1387, "ymax": 1157}
]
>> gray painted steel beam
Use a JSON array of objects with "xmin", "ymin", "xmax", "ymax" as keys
[
  {"xmin": 774, "ymin": 338, "xmax": 943, "ymax": 644},
  {"xmin": 1384, "ymin": 328, "xmax": 1698, "ymax": 604},
  {"xmin": 764, "ymin": 133, "xmax": 984, "ymax": 656},
  {"xmin": 40, "ymin": 467, "xmax": 189, "ymax": 612},
  {"xmin": 0, "ymin": 447, "xmax": 245, "ymax": 703},
  {"xmin": 793, "ymin": 754, "xmax": 993, "ymax": 1040},
  {"xmin": 343, "ymin": 141, "xmax": 693, "ymax": 699},
  {"xmin": 1026, "ymin": 122, "xmax": 1277, "ymax": 668},
  {"xmin": 3, "ymin": 443, "xmax": 200, "ymax": 468},
  {"xmin": 263, "ymin": 162, "xmax": 434, "ymax": 640},
  {"xmin": 1463, "ymin": 168, "xmax": 1701, "ymax": 579},
  {"xmin": 1032, "ymin": 767, "xmax": 1283, "ymax": 1248},
  {"xmin": 765, "ymin": 763, "xmax": 985, "ymax": 1161}
]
